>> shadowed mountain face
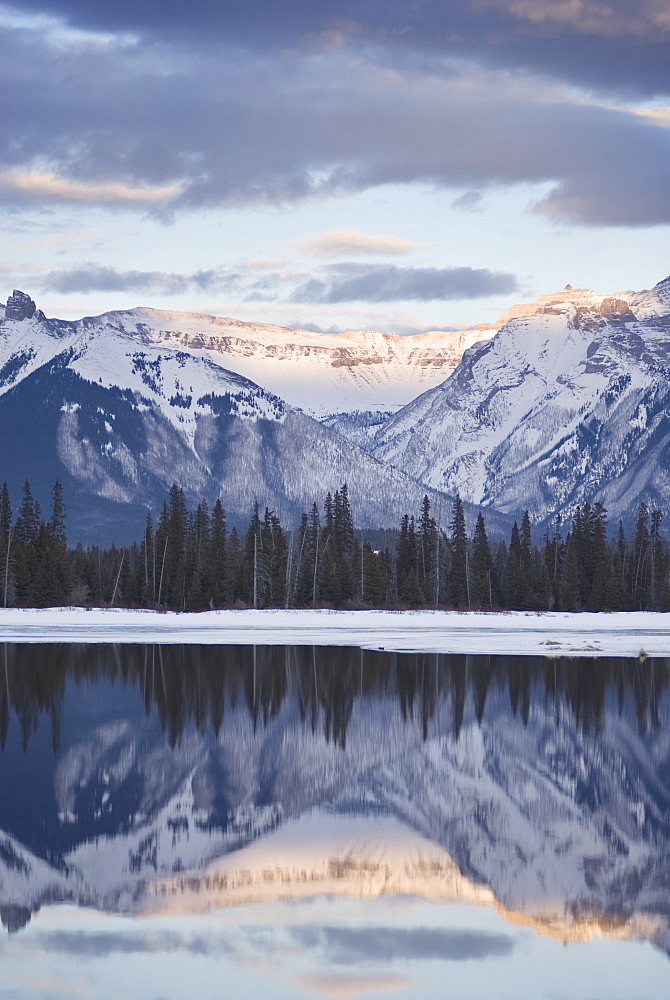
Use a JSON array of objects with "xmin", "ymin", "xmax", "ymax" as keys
[{"xmin": 1, "ymin": 644, "xmax": 669, "ymax": 955}]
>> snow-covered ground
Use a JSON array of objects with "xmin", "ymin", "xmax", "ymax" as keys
[{"xmin": 0, "ymin": 607, "xmax": 667, "ymax": 657}]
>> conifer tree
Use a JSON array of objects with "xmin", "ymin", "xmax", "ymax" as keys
[
  {"xmin": 206, "ymin": 499, "xmax": 227, "ymax": 607},
  {"xmin": 587, "ymin": 503, "xmax": 609, "ymax": 610},
  {"xmin": 448, "ymin": 494, "xmax": 469, "ymax": 607},
  {"xmin": 15, "ymin": 480, "xmax": 40, "ymax": 546},
  {"xmin": 471, "ymin": 512, "xmax": 496, "ymax": 607},
  {"xmin": 419, "ymin": 495, "xmax": 439, "ymax": 603},
  {"xmin": 397, "ymin": 514, "xmax": 423, "ymax": 605}
]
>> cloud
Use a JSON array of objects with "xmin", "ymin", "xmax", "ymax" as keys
[
  {"xmin": 0, "ymin": 168, "xmax": 181, "ymax": 206},
  {"xmin": 0, "ymin": 7, "xmax": 669, "ymax": 227},
  {"xmin": 38, "ymin": 260, "xmax": 515, "ymax": 307},
  {"xmin": 291, "ymin": 264, "xmax": 518, "ymax": 303},
  {"xmin": 298, "ymin": 228, "xmax": 419, "ymax": 257},
  {"xmin": 291, "ymin": 925, "xmax": 516, "ymax": 963},
  {"xmin": 294, "ymin": 971, "xmax": 410, "ymax": 999},
  {"xmin": 451, "ymin": 191, "xmax": 484, "ymax": 212},
  {"xmin": 42, "ymin": 265, "xmax": 240, "ymax": 295},
  {"xmin": 10, "ymin": 0, "xmax": 670, "ymax": 96},
  {"xmin": 9, "ymin": 228, "xmax": 100, "ymax": 253},
  {"xmin": 477, "ymin": 0, "xmax": 670, "ymax": 38}
]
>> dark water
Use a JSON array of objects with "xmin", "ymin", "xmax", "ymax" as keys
[{"xmin": 1, "ymin": 644, "xmax": 669, "ymax": 999}]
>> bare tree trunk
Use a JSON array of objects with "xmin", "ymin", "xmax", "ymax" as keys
[
  {"xmin": 3, "ymin": 529, "xmax": 11, "ymax": 608},
  {"xmin": 110, "ymin": 551, "xmax": 125, "ymax": 608},
  {"xmin": 253, "ymin": 533, "xmax": 258, "ymax": 609},
  {"xmin": 312, "ymin": 532, "xmax": 319, "ymax": 606},
  {"xmin": 157, "ymin": 536, "xmax": 169, "ymax": 608}
]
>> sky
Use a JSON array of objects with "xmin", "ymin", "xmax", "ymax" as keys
[{"xmin": 1, "ymin": 0, "xmax": 670, "ymax": 334}]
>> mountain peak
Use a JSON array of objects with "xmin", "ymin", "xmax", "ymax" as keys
[{"xmin": 4, "ymin": 290, "xmax": 38, "ymax": 322}]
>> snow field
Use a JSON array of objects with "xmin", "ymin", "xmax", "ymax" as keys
[{"xmin": 0, "ymin": 607, "xmax": 668, "ymax": 657}]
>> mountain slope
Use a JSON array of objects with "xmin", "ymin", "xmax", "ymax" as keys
[
  {"xmin": 0, "ymin": 299, "xmax": 465, "ymax": 540},
  {"xmin": 371, "ymin": 277, "xmax": 670, "ymax": 522}
]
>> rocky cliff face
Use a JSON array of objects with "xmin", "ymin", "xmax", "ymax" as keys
[{"xmin": 4, "ymin": 290, "xmax": 38, "ymax": 322}]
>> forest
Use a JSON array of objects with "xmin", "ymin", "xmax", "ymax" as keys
[{"xmin": 0, "ymin": 478, "xmax": 668, "ymax": 613}]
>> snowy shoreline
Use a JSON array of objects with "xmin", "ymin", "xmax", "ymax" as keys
[{"xmin": 0, "ymin": 607, "xmax": 669, "ymax": 657}]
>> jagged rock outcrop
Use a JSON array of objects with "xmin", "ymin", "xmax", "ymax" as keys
[{"xmin": 4, "ymin": 290, "xmax": 36, "ymax": 321}]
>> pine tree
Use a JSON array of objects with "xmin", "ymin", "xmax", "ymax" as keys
[
  {"xmin": 397, "ymin": 514, "xmax": 423, "ymax": 605},
  {"xmin": 206, "ymin": 499, "xmax": 228, "ymax": 607},
  {"xmin": 418, "ymin": 495, "xmax": 439, "ymax": 603},
  {"xmin": 471, "ymin": 512, "xmax": 496, "ymax": 607},
  {"xmin": 15, "ymin": 480, "xmax": 40, "ymax": 546},
  {"xmin": 448, "ymin": 494, "xmax": 469, "ymax": 607}
]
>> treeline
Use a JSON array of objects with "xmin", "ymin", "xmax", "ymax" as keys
[{"xmin": 1, "ymin": 479, "xmax": 669, "ymax": 611}]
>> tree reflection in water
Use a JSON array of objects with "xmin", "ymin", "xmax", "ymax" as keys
[{"xmin": 1, "ymin": 643, "xmax": 666, "ymax": 753}]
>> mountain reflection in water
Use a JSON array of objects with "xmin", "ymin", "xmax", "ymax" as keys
[{"xmin": 0, "ymin": 644, "xmax": 669, "ymax": 958}]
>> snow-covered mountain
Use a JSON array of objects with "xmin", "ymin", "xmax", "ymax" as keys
[
  {"xmin": 5, "ymin": 274, "xmax": 670, "ymax": 533},
  {"xmin": 371, "ymin": 276, "xmax": 670, "ymax": 522},
  {"xmin": 34, "ymin": 302, "xmax": 493, "ymax": 419},
  {"xmin": 2, "ymin": 656, "xmax": 669, "ymax": 953},
  {"xmin": 0, "ymin": 292, "xmax": 470, "ymax": 539}
]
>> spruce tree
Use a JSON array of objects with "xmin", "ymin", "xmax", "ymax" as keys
[
  {"xmin": 587, "ymin": 503, "xmax": 609, "ymax": 610},
  {"xmin": 207, "ymin": 500, "xmax": 228, "ymax": 607},
  {"xmin": 419, "ymin": 495, "xmax": 438, "ymax": 602},
  {"xmin": 448, "ymin": 494, "xmax": 469, "ymax": 607},
  {"xmin": 471, "ymin": 512, "xmax": 496, "ymax": 607}
]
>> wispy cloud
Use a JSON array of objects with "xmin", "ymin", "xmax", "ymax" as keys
[
  {"xmin": 38, "ymin": 260, "xmax": 514, "ymax": 307},
  {"xmin": 297, "ymin": 228, "xmax": 419, "ymax": 257},
  {"xmin": 291, "ymin": 264, "xmax": 518, "ymax": 303},
  {"xmin": 451, "ymin": 191, "xmax": 484, "ymax": 212},
  {"xmin": 0, "ymin": 168, "xmax": 181, "ymax": 206},
  {"xmin": 42, "ymin": 265, "xmax": 240, "ymax": 295},
  {"xmin": 9, "ymin": 228, "xmax": 100, "ymax": 253}
]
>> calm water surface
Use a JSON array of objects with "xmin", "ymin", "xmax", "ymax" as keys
[{"xmin": 0, "ymin": 644, "xmax": 668, "ymax": 999}]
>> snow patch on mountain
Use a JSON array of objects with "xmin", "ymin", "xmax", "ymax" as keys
[{"xmin": 88, "ymin": 307, "xmax": 496, "ymax": 417}]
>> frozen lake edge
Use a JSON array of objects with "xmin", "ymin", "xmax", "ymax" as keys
[{"xmin": 0, "ymin": 607, "xmax": 669, "ymax": 657}]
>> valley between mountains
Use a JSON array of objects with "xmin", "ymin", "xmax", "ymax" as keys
[{"xmin": 2, "ymin": 276, "xmax": 670, "ymax": 539}]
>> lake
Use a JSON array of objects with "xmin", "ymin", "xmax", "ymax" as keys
[{"xmin": 0, "ymin": 644, "xmax": 668, "ymax": 999}]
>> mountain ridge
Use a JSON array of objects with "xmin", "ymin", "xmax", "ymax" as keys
[{"xmin": 369, "ymin": 274, "xmax": 670, "ymax": 523}]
